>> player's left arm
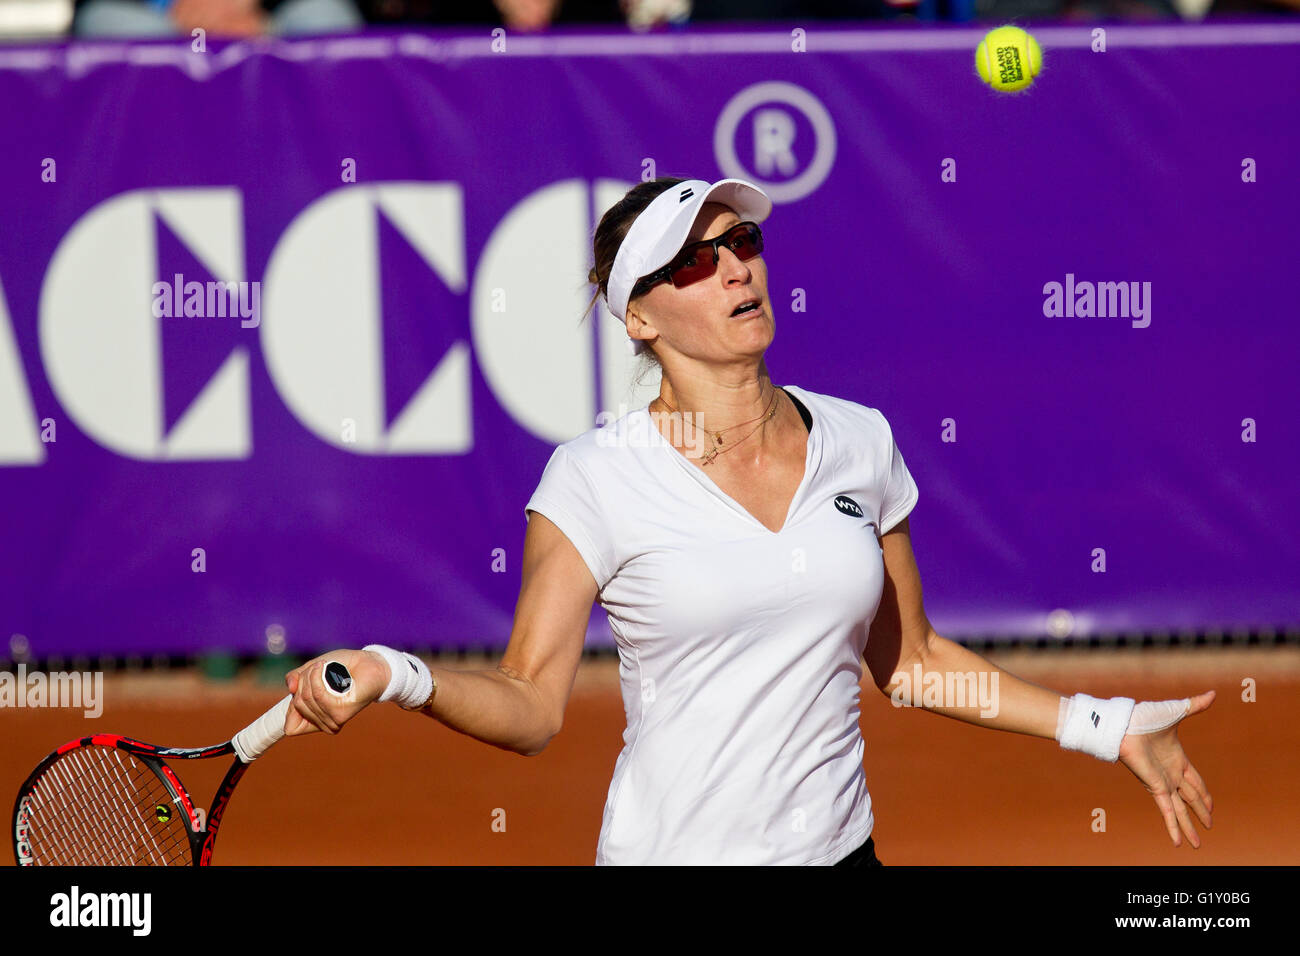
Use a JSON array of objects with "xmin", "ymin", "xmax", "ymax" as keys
[
  {"xmin": 863, "ymin": 516, "xmax": 1060, "ymax": 737},
  {"xmin": 862, "ymin": 515, "xmax": 1216, "ymax": 848}
]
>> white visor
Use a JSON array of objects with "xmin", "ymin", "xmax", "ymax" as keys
[{"xmin": 604, "ymin": 178, "xmax": 773, "ymax": 354}]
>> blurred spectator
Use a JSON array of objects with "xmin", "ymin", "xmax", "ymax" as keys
[
  {"xmin": 1060, "ymin": 0, "xmax": 1180, "ymax": 17},
  {"xmin": 688, "ymin": 0, "xmax": 888, "ymax": 20},
  {"xmin": 356, "ymin": 0, "xmax": 623, "ymax": 29},
  {"xmin": 72, "ymin": 0, "xmax": 364, "ymax": 36},
  {"xmin": 1207, "ymin": 0, "xmax": 1300, "ymax": 13},
  {"xmin": 356, "ymin": 0, "xmax": 901, "ymax": 29},
  {"xmin": 975, "ymin": 0, "xmax": 1180, "ymax": 17},
  {"xmin": 0, "ymin": 0, "xmax": 75, "ymax": 39}
]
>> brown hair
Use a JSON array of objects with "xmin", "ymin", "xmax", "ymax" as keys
[{"xmin": 582, "ymin": 176, "xmax": 688, "ymax": 374}]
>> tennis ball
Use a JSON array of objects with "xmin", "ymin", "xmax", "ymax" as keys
[{"xmin": 975, "ymin": 26, "xmax": 1043, "ymax": 93}]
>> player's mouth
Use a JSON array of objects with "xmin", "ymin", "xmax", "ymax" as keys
[{"xmin": 730, "ymin": 298, "xmax": 763, "ymax": 319}]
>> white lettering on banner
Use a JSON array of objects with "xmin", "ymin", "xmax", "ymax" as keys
[
  {"xmin": 471, "ymin": 178, "xmax": 659, "ymax": 445},
  {"xmin": 0, "ymin": 272, "xmax": 45, "ymax": 465},
  {"xmin": 37, "ymin": 188, "xmax": 251, "ymax": 461},
  {"xmin": 751, "ymin": 108, "xmax": 798, "ymax": 177},
  {"xmin": 714, "ymin": 82, "xmax": 836, "ymax": 204},
  {"xmin": 594, "ymin": 179, "xmax": 663, "ymax": 415},
  {"xmin": 261, "ymin": 182, "xmax": 472, "ymax": 454},
  {"xmin": 3, "ymin": 179, "xmax": 668, "ymax": 466}
]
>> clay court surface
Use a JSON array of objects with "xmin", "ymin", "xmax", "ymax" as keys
[{"xmin": 4, "ymin": 645, "xmax": 1297, "ymax": 866}]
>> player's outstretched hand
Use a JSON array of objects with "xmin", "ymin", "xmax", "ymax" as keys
[
  {"xmin": 1117, "ymin": 689, "xmax": 1216, "ymax": 849},
  {"xmin": 284, "ymin": 648, "xmax": 389, "ymax": 737}
]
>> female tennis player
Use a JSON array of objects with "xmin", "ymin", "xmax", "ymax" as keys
[{"xmin": 283, "ymin": 176, "xmax": 1216, "ymax": 866}]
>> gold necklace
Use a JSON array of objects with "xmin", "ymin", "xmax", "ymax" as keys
[{"xmin": 655, "ymin": 387, "xmax": 781, "ymax": 466}]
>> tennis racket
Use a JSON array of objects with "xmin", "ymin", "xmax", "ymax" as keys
[{"xmin": 12, "ymin": 659, "xmax": 355, "ymax": 866}]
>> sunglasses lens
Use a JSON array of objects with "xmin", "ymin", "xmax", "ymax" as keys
[
  {"xmin": 670, "ymin": 249, "xmax": 717, "ymax": 286},
  {"xmin": 669, "ymin": 223, "xmax": 763, "ymax": 287},
  {"xmin": 732, "ymin": 223, "xmax": 763, "ymax": 259}
]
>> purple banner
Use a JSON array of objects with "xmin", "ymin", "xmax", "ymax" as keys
[{"xmin": 1, "ymin": 23, "xmax": 1298, "ymax": 658}]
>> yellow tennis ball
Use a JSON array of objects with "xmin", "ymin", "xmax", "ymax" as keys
[{"xmin": 975, "ymin": 26, "xmax": 1043, "ymax": 93}]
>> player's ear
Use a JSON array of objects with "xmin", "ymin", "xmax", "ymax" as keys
[{"xmin": 626, "ymin": 305, "xmax": 656, "ymax": 346}]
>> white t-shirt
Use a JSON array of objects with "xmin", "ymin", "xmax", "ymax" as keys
[{"xmin": 523, "ymin": 384, "xmax": 919, "ymax": 865}]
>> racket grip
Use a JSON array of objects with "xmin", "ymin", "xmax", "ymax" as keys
[{"xmin": 232, "ymin": 695, "xmax": 292, "ymax": 763}]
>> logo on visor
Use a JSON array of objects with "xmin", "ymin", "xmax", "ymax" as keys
[
  {"xmin": 679, "ymin": 188, "xmax": 695, "ymax": 202},
  {"xmin": 833, "ymin": 495, "xmax": 863, "ymax": 518}
]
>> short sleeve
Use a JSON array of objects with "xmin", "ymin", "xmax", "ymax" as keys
[
  {"xmin": 878, "ymin": 418, "xmax": 919, "ymax": 535},
  {"xmin": 524, "ymin": 444, "xmax": 617, "ymax": 591}
]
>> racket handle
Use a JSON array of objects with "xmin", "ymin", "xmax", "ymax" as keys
[
  {"xmin": 230, "ymin": 662, "xmax": 355, "ymax": 763},
  {"xmin": 232, "ymin": 695, "xmax": 292, "ymax": 764}
]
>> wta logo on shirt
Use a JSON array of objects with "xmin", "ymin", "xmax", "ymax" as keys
[{"xmin": 833, "ymin": 495, "xmax": 864, "ymax": 518}]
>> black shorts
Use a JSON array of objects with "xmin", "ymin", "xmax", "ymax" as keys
[{"xmin": 833, "ymin": 835, "xmax": 882, "ymax": 868}]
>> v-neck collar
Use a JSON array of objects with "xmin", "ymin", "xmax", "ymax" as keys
[{"xmin": 646, "ymin": 385, "xmax": 821, "ymax": 536}]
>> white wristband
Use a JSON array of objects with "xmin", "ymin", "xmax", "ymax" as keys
[
  {"xmin": 1055, "ymin": 693, "xmax": 1135, "ymax": 762},
  {"xmin": 363, "ymin": 644, "xmax": 433, "ymax": 710}
]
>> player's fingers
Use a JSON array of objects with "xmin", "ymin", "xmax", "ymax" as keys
[
  {"xmin": 289, "ymin": 674, "xmax": 322, "ymax": 732},
  {"xmin": 1176, "ymin": 765, "xmax": 1212, "ymax": 829},
  {"xmin": 304, "ymin": 660, "xmax": 343, "ymax": 734},
  {"xmin": 282, "ymin": 702, "xmax": 318, "ymax": 736},
  {"xmin": 1184, "ymin": 763, "xmax": 1213, "ymax": 818},
  {"xmin": 294, "ymin": 661, "xmax": 340, "ymax": 734},
  {"xmin": 284, "ymin": 654, "xmax": 326, "ymax": 694},
  {"xmin": 314, "ymin": 661, "xmax": 356, "ymax": 733},
  {"xmin": 1151, "ymin": 787, "xmax": 1183, "ymax": 848},
  {"xmin": 310, "ymin": 659, "xmax": 356, "ymax": 734},
  {"xmin": 1168, "ymin": 786, "xmax": 1201, "ymax": 849},
  {"xmin": 1178, "ymin": 782, "xmax": 1211, "ymax": 832},
  {"xmin": 287, "ymin": 651, "xmax": 362, "ymax": 733}
]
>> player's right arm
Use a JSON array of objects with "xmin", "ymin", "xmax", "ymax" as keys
[
  {"xmin": 286, "ymin": 512, "xmax": 596, "ymax": 755},
  {"xmin": 416, "ymin": 510, "xmax": 596, "ymax": 755}
]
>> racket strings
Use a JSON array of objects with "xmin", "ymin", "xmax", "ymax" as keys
[{"xmin": 20, "ymin": 745, "xmax": 193, "ymax": 866}]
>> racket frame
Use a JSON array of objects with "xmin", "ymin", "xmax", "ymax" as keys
[
  {"xmin": 15, "ymin": 672, "xmax": 342, "ymax": 866},
  {"xmin": 14, "ymin": 731, "xmax": 248, "ymax": 867}
]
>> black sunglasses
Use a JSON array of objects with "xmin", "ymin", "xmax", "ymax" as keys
[{"xmin": 630, "ymin": 221, "xmax": 764, "ymax": 299}]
